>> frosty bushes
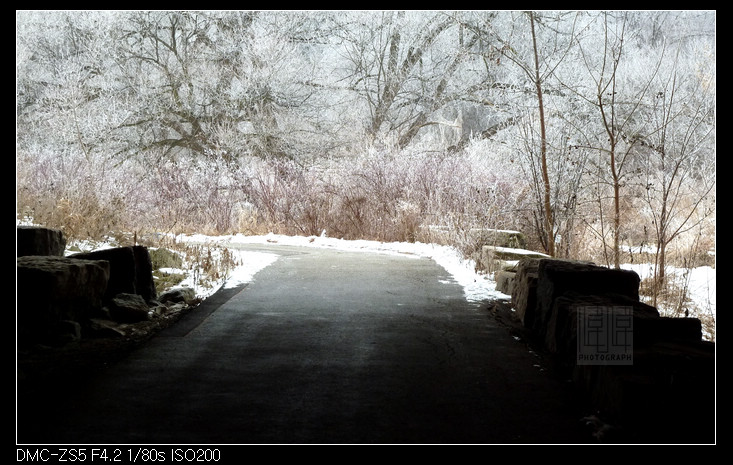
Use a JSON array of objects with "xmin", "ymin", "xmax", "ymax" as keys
[
  {"xmin": 16, "ymin": 148, "xmax": 133, "ymax": 241},
  {"xmin": 16, "ymin": 144, "xmax": 531, "ymax": 252},
  {"xmin": 151, "ymin": 157, "xmax": 243, "ymax": 235},
  {"xmin": 234, "ymin": 149, "xmax": 529, "ymax": 248}
]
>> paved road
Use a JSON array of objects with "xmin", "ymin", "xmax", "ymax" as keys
[{"xmin": 19, "ymin": 244, "xmax": 588, "ymax": 444}]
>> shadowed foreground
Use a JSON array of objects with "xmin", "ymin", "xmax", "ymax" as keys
[{"xmin": 18, "ymin": 244, "xmax": 589, "ymax": 444}]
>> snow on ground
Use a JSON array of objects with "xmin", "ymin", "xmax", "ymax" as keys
[
  {"xmin": 175, "ymin": 232, "xmax": 716, "ymax": 326},
  {"xmin": 178, "ymin": 232, "xmax": 510, "ymax": 304},
  {"xmin": 47, "ymin": 224, "xmax": 715, "ymax": 331},
  {"xmin": 219, "ymin": 251, "xmax": 280, "ymax": 290},
  {"xmin": 621, "ymin": 263, "xmax": 716, "ymax": 318},
  {"xmin": 158, "ymin": 248, "xmax": 280, "ymax": 299}
]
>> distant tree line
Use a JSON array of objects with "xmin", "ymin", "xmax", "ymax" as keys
[{"xmin": 17, "ymin": 11, "xmax": 716, "ymax": 305}]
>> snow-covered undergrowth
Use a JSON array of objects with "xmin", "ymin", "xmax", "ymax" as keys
[{"xmin": 622, "ymin": 263, "xmax": 716, "ymax": 341}]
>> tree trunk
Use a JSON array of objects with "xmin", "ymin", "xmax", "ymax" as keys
[
  {"xmin": 530, "ymin": 12, "xmax": 554, "ymax": 257},
  {"xmin": 610, "ymin": 141, "xmax": 621, "ymax": 269},
  {"xmin": 653, "ymin": 194, "xmax": 669, "ymax": 307}
]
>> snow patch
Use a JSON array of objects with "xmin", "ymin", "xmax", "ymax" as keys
[
  {"xmin": 621, "ymin": 263, "xmax": 716, "ymax": 319},
  {"xmin": 222, "ymin": 251, "xmax": 279, "ymax": 289}
]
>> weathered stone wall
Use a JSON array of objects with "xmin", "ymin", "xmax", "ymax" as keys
[
  {"xmin": 17, "ymin": 255, "xmax": 110, "ymax": 345},
  {"xmin": 508, "ymin": 257, "xmax": 715, "ymax": 443},
  {"xmin": 534, "ymin": 259, "xmax": 641, "ymax": 336},
  {"xmin": 69, "ymin": 246, "xmax": 157, "ymax": 304},
  {"xmin": 510, "ymin": 257, "xmax": 554, "ymax": 327},
  {"xmin": 494, "ymin": 270, "xmax": 515, "ymax": 295},
  {"xmin": 480, "ymin": 245, "xmax": 549, "ymax": 275},
  {"xmin": 16, "ymin": 226, "xmax": 169, "ymax": 346}
]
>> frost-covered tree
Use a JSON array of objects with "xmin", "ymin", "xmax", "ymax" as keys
[
  {"xmin": 633, "ymin": 13, "xmax": 716, "ymax": 303},
  {"xmin": 571, "ymin": 11, "xmax": 645, "ymax": 268},
  {"xmin": 16, "ymin": 10, "xmax": 715, "ymax": 258},
  {"xmin": 113, "ymin": 11, "xmax": 322, "ymax": 161},
  {"xmin": 561, "ymin": 11, "xmax": 715, "ymax": 271},
  {"xmin": 464, "ymin": 11, "xmax": 585, "ymax": 256},
  {"xmin": 332, "ymin": 11, "xmax": 481, "ymax": 149},
  {"xmin": 17, "ymin": 11, "xmax": 333, "ymax": 164},
  {"xmin": 16, "ymin": 11, "xmax": 122, "ymax": 161}
]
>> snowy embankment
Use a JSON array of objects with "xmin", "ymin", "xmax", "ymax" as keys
[
  {"xmin": 176, "ymin": 232, "xmax": 509, "ymax": 304},
  {"xmin": 63, "ymin": 228, "xmax": 714, "ymax": 339},
  {"xmin": 622, "ymin": 263, "xmax": 716, "ymax": 342},
  {"xmin": 622, "ymin": 263, "xmax": 716, "ymax": 307},
  {"xmin": 174, "ymin": 232, "xmax": 715, "ymax": 340}
]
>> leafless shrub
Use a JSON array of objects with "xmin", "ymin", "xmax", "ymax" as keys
[{"xmin": 16, "ymin": 149, "xmax": 127, "ymax": 242}]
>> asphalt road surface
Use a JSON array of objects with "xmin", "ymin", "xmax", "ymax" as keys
[{"xmin": 19, "ymin": 244, "xmax": 589, "ymax": 444}]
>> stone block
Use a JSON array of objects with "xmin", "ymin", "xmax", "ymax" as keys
[
  {"xmin": 132, "ymin": 245, "xmax": 157, "ymax": 302},
  {"xmin": 545, "ymin": 292, "xmax": 660, "ymax": 372},
  {"xmin": 480, "ymin": 245, "xmax": 549, "ymax": 273},
  {"xmin": 16, "ymin": 226, "xmax": 66, "ymax": 257},
  {"xmin": 70, "ymin": 247, "xmax": 137, "ymax": 301},
  {"xmin": 470, "ymin": 228, "xmax": 528, "ymax": 249},
  {"xmin": 70, "ymin": 246, "xmax": 157, "ymax": 303},
  {"xmin": 17, "ymin": 255, "xmax": 109, "ymax": 345},
  {"xmin": 573, "ymin": 340, "xmax": 715, "ymax": 443},
  {"xmin": 510, "ymin": 258, "xmax": 541, "ymax": 327},
  {"xmin": 109, "ymin": 293, "xmax": 151, "ymax": 323},
  {"xmin": 158, "ymin": 286, "xmax": 197, "ymax": 305},
  {"xmin": 535, "ymin": 259, "xmax": 640, "ymax": 336},
  {"xmin": 495, "ymin": 270, "xmax": 515, "ymax": 295}
]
